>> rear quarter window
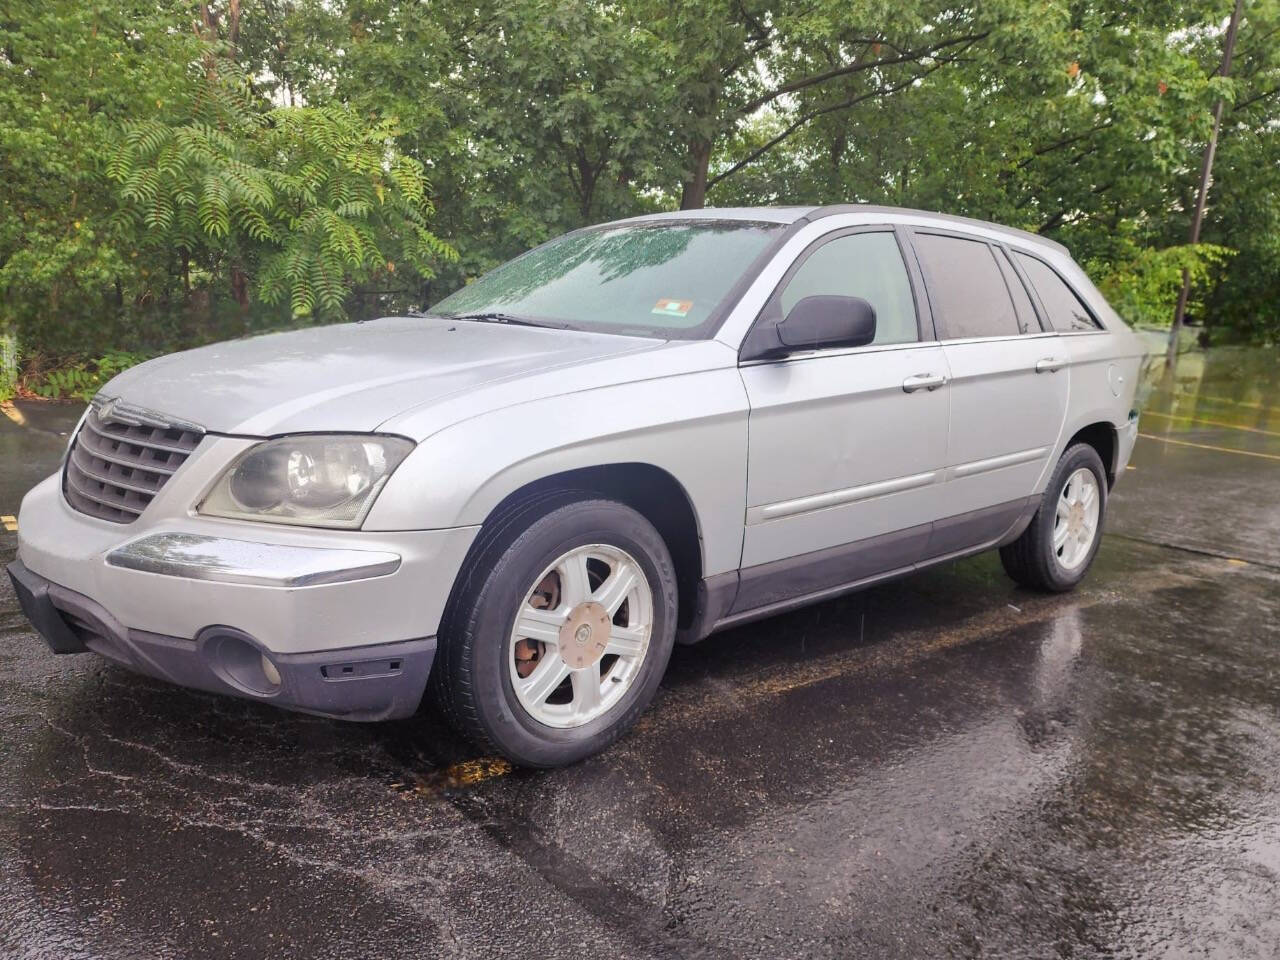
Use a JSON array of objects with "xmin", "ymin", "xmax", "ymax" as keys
[{"xmin": 1014, "ymin": 253, "xmax": 1102, "ymax": 332}]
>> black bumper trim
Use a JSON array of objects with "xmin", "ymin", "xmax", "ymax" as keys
[
  {"xmin": 7, "ymin": 557, "xmax": 87, "ymax": 653},
  {"xmin": 5, "ymin": 558, "xmax": 434, "ymax": 722}
]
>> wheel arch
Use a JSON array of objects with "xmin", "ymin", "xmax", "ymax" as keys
[
  {"xmin": 1064, "ymin": 421, "xmax": 1118, "ymax": 487},
  {"xmin": 462, "ymin": 463, "xmax": 707, "ymax": 632}
]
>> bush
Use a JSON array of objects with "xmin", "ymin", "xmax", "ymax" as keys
[
  {"xmin": 0, "ymin": 334, "xmax": 17, "ymax": 403},
  {"xmin": 28, "ymin": 351, "xmax": 152, "ymax": 402},
  {"xmin": 1093, "ymin": 244, "xmax": 1234, "ymax": 329}
]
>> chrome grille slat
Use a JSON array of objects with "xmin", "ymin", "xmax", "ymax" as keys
[
  {"xmin": 65, "ymin": 468, "xmax": 151, "ymax": 512},
  {"xmin": 63, "ymin": 403, "xmax": 203, "ymax": 524},
  {"xmin": 81, "ymin": 415, "xmax": 199, "ymax": 456},
  {"xmin": 75, "ymin": 426, "xmax": 181, "ymax": 475},
  {"xmin": 69, "ymin": 444, "xmax": 167, "ymax": 496}
]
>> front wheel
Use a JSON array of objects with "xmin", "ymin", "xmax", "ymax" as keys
[
  {"xmin": 431, "ymin": 495, "xmax": 677, "ymax": 767},
  {"xmin": 1000, "ymin": 443, "xmax": 1108, "ymax": 592}
]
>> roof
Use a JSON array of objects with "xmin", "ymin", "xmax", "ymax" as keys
[
  {"xmin": 619, "ymin": 203, "xmax": 1067, "ymax": 256},
  {"xmin": 614, "ymin": 206, "xmax": 818, "ymax": 225}
]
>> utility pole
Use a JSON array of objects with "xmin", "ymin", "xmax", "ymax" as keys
[{"xmin": 1166, "ymin": 0, "xmax": 1245, "ymax": 372}]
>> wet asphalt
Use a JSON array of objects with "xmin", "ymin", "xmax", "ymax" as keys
[{"xmin": 2, "ymin": 348, "xmax": 1279, "ymax": 959}]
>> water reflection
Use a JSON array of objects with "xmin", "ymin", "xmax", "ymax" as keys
[{"xmin": 1139, "ymin": 340, "xmax": 1280, "ymax": 432}]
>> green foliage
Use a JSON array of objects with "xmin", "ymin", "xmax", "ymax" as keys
[
  {"xmin": 109, "ymin": 72, "xmax": 455, "ymax": 319},
  {"xmin": 3, "ymin": 0, "xmax": 1279, "ymax": 375},
  {"xmin": 1, "ymin": 0, "xmax": 452, "ymax": 366},
  {"xmin": 0, "ymin": 1, "xmax": 200, "ymax": 355},
  {"xmin": 0, "ymin": 335, "xmax": 18, "ymax": 403},
  {"xmin": 1094, "ymin": 244, "xmax": 1235, "ymax": 329},
  {"xmin": 31, "ymin": 351, "xmax": 151, "ymax": 401}
]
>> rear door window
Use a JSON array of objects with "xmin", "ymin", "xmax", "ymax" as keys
[
  {"xmin": 780, "ymin": 231, "xmax": 919, "ymax": 345},
  {"xmin": 912, "ymin": 233, "xmax": 1021, "ymax": 340},
  {"xmin": 1013, "ymin": 253, "xmax": 1101, "ymax": 331}
]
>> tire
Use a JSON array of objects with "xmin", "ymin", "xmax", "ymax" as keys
[
  {"xmin": 1000, "ymin": 443, "xmax": 1108, "ymax": 593},
  {"xmin": 430, "ymin": 493, "xmax": 678, "ymax": 768}
]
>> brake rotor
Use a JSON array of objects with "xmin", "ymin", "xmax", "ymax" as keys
[{"xmin": 514, "ymin": 572, "xmax": 559, "ymax": 678}]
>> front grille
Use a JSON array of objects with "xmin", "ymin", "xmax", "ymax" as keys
[{"xmin": 63, "ymin": 402, "xmax": 203, "ymax": 523}]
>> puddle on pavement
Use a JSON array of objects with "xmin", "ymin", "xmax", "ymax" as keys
[{"xmin": 1140, "ymin": 343, "xmax": 1280, "ymax": 435}]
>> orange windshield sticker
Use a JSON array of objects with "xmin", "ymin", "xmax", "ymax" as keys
[{"xmin": 652, "ymin": 298, "xmax": 693, "ymax": 318}]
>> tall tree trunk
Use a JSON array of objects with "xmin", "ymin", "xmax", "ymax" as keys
[
  {"xmin": 230, "ymin": 267, "xmax": 249, "ymax": 316},
  {"xmin": 1166, "ymin": 0, "xmax": 1244, "ymax": 372},
  {"xmin": 575, "ymin": 152, "xmax": 598, "ymax": 223},
  {"xmin": 680, "ymin": 140, "xmax": 712, "ymax": 210}
]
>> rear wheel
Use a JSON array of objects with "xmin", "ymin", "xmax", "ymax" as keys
[
  {"xmin": 1000, "ymin": 443, "xmax": 1107, "ymax": 592},
  {"xmin": 431, "ymin": 495, "xmax": 677, "ymax": 767}
]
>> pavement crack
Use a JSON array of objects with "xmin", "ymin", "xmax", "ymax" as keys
[{"xmin": 1108, "ymin": 532, "xmax": 1280, "ymax": 573}]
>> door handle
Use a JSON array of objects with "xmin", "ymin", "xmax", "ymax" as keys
[
  {"xmin": 902, "ymin": 373, "xmax": 947, "ymax": 393},
  {"xmin": 1035, "ymin": 358, "xmax": 1066, "ymax": 373}
]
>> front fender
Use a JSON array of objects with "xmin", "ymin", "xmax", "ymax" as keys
[{"xmin": 362, "ymin": 367, "xmax": 751, "ymax": 578}]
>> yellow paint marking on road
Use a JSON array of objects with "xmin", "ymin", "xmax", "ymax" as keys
[
  {"xmin": 1, "ymin": 516, "xmax": 16, "ymax": 532},
  {"xmin": 0, "ymin": 401, "xmax": 26, "ymax": 427},
  {"xmin": 1173, "ymin": 392, "xmax": 1264, "ymax": 411},
  {"xmin": 1142, "ymin": 409, "xmax": 1280, "ymax": 438},
  {"xmin": 1138, "ymin": 432, "xmax": 1280, "ymax": 462}
]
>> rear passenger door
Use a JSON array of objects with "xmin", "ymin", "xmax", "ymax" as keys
[{"xmin": 908, "ymin": 230, "xmax": 1069, "ymax": 557}]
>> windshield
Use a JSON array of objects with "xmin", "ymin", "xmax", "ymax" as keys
[{"xmin": 430, "ymin": 220, "xmax": 786, "ymax": 339}]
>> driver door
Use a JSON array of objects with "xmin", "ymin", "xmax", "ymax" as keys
[{"xmin": 734, "ymin": 226, "xmax": 952, "ymax": 612}]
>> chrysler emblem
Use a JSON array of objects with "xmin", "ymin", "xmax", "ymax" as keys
[{"xmin": 92, "ymin": 396, "xmax": 205, "ymax": 435}]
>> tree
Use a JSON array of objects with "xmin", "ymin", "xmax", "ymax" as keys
[
  {"xmin": 4, "ymin": 0, "xmax": 1279, "ymax": 378},
  {"xmin": 634, "ymin": 0, "xmax": 1011, "ymax": 209},
  {"xmin": 0, "ymin": 1, "xmax": 197, "ymax": 354},
  {"xmin": 0, "ymin": 0, "xmax": 452, "ymax": 363},
  {"xmin": 109, "ymin": 67, "xmax": 453, "ymax": 321}
]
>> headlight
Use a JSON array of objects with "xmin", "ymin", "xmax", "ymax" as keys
[{"xmin": 198, "ymin": 435, "xmax": 413, "ymax": 529}]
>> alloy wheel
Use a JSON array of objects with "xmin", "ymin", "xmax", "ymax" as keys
[{"xmin": 508, "ymin": 544, "xmax": 653, "ymax": 728}]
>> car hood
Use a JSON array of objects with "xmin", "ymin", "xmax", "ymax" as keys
[{"xmin": 101, "ymin": 317, "xmax": 663, "ymax": 436}]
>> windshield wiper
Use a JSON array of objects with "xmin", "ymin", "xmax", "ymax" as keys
[{"xmin": 448, "ymin": 311, "xmax": 568, "ymax": 329}]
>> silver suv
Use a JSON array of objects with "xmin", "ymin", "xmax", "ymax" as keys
[{"xmin": 8, "ymin": 205, "xmax": 1144, "ymax": 766}]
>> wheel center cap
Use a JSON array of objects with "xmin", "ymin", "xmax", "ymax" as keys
[
  {"xmin": 558, "ymin": 601, "xmax": 612, "ymax": 670},
  {"xmin": 1069, "ymin": 503, "xmax": 1083, "ymax": 532}
]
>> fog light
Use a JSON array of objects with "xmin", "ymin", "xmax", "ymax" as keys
[{"xmin": 198, "ymin": 627, "xmax": 282, "ymax": 697}]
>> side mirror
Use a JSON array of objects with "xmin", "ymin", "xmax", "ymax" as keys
[
  {"xmin": 779, "ymin": 295, "xmax": 876, "ymax": 351},
  {"xmin": 741, "ymin": 295, "xmax": 877, "ymax": 361}
]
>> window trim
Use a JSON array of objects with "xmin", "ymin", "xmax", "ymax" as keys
[
  {"xmin": 1006, "ymin": 247, "xmax": 1104, "ymax": 333},
  {"xmin": 738, "ymin": 224, "xmax": 933, "ymax": 364},
  {"xmin": 992, "ymin": 245, "xmax": 1050, "ymax": 333}
]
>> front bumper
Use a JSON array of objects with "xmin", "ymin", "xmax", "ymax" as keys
[
  {"xmin": 11, "ymin": 472, "xmax": 480, "ymax": 721},
  {"xmin": 16, "ymin": 474, "xmax": 477, "ymax": 655},
  {"xmin": 7, "ymin": 559, "xmax": 433, "ymax": 720}
]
